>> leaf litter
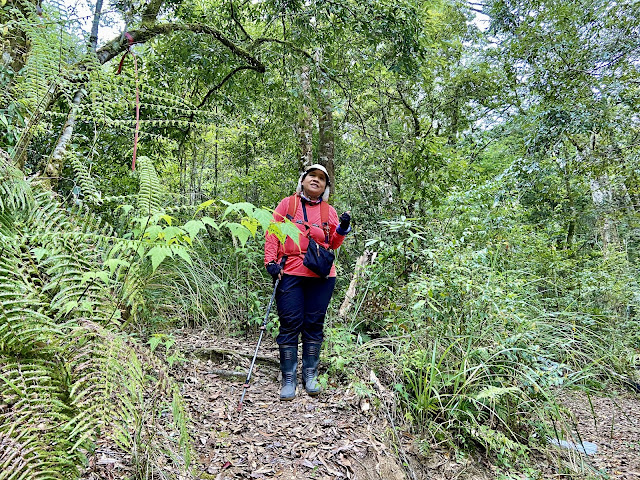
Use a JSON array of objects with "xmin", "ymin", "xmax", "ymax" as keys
[
  {"xmin": 174, "ymin": 329, "xmax": 412, "ymax": 480},
  {"xmin": 81, "ymin": 328, "xmax": 640, "ymax": 480}
]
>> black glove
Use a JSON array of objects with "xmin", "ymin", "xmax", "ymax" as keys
[
  {"xmin": 339, "ymin": 212, "xmax": 351, "ymax": 231},
  {"xmin": 266, "ymin": 261, "xmax": 282, "ymax": 280}
]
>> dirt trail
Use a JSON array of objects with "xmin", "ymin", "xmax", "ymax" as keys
[
  {"xmin": 558, "ymin": 391, "xmax": 640, "ymax": 479},
  {"xmin": 83, "ymin": 328, "xmax": 640, "ymax": 479},
  {"xmin": 176, "ymin": 330, "xmax": 640, "ymax": 480},
  {"xmin": 175, "ymin": 330, "xmax": 415, "ymax": 480}
]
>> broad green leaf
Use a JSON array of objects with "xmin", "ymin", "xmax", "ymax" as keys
[
  {"xmin": 103, "ymin": 258, "xmax": 131, "ymax": 275},
  {"xmin": 201, "ymin": 216, "xmax": 219, "ymax": 230},
  {"xmin": 171, "ymin": 245, "xmax": 192, "ymax": 265},
  {"xmin": 279, "ymin": 221, "xmax": 301, "ymax": 246},
  {"xmin": 195, "ymin": 199, "xmax": 215, "ymax": 214},
  {"xmin": 182, "ymin": 220, "xmax": 205, "ymax": 239},
  {"xmin": 81, "ymin": 271, "xmax": 110, "ymax": 284},
  {"xmin": 162, "ymin": 226, "xmax": 185, "ymax": 244},
  {"xmin": 159, "ymin": 214, "xmax": 173, "ymax": 226},
  {"xmin": 143, "ymin": 225, "xmax": 163, "ymax": 241},
  {"xmin": 147, "ymin": 245, "xmax": 172, "ymax": 272},
  {"xmin": 227, "ymin": 222, "xmax": 251, "ymax": 247},
  {"xmin": 149, "ymin": 335, "xmax": 163, "ymax": 352},
  {"xmin": 241, "ymin": 217, "xmax": 259, "ymax": 236},
  {"xmin": 252, "ymin": 208, "xmax": 273, "ymax": 231},
  {"xmin": 62, "ymin": 301, "xmax": 79, "ymax": 314},
  {"xmin": 223, "ymin": 201, "xmax": 255, "ymax": 219}
]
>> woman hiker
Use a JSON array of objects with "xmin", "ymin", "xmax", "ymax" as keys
[{"xmin": 264, "ymin": 164, "xmax": 351, "ymax": 400}]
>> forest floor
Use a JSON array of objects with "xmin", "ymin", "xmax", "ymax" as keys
[
  {"xmin": 85, "ymin": 329, "xmax": 640, "ymax": 479},
  {"xmin": 557, "ymin": 391, "xmax": 640, "ymax": 479},
  {"xmin": 172, "ymin": 329, "xmax": 640, "ymax": 480},
  {"xmin": 173, "ymin": 329, "xmax": 489, "ymax": 480}
]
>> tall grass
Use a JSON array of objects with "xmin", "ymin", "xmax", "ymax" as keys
[{"xmin": 331, "ymin": 194, "xmax": 639, "ymax": 472}]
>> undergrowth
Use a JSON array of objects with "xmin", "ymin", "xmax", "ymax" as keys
[{"xmin": 324, "ymin": 183, "xmax": 640, "ymax": 476}]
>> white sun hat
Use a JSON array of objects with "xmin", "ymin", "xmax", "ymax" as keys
[{"xmin": 296, "ymin": 164, "xmax": 331, "ymax": 202}]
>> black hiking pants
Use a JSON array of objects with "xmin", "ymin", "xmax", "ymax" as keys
[{"xmin": 275, "ymin": 274, "xmax": 336, "ymax": 345}]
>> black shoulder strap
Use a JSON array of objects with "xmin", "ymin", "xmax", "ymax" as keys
[{"xmin": 302, "ymin": 202, "xmax": 330, "ymax": 244}]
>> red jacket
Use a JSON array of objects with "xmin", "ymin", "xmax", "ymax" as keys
[{"xmin": 264, "ymin": 195, "xmax": 347, "ymax": 277}]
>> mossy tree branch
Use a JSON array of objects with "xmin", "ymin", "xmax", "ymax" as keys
[{"xmin": 96, "ymin": 23, "xmax": 265, "ymax": 72}]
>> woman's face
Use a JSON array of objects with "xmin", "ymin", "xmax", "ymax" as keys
[{"xmin": 302, "ymin": 170, "xmax": 327, "ymax": 199}]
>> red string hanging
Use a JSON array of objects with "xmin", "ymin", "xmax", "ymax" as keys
[{"xmin": 115, "ymin": 32, "xmax": 140, "ymax": 171}]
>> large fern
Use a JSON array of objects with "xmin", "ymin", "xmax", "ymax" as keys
[
  {"xmin": 136, "ymin": 155, "xmax": 163, "ymax": 215},
  {"xmin": 0, "ymin": 161, "xmax": 192, "ymax": 480}
]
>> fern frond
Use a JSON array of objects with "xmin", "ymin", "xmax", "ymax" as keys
[
  {"xmin": 136, "ymin": 156, "xmax": 163, "ymax": 216},
  {"xmin": 0, "ymin": 161, "xmax": 193, "ymax": 478},
  {"xmin": 68, "ymin": 150, "xmax": 102, "ymax": 204},
  {"xmin": 0, "ymin": 159, "xmax": 32, "ymax": 213},
  {"xmin": 0, "ymin": 356, "xmax": 83, "ymax": 480}
]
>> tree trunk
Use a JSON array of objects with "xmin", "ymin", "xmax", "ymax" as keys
[
  {"xmin": 42, "ymin": 89, "xmax": 84, "ymax": 190},
  {"xmin": 298, "ymin": 65, "xmax": 313, "ymax": 172},
  {"xmin": 88, "ymin": 0, "xmax": 104, "ymax": 51},
  {"xmin": 590, "ymin": 175, "xmax": 619, "ymax": 252},
  {"xmin": 339, "ymin": 251, "xmax": 377, "ymax": 318},
  {"xmin": 562, "ymin": 160, "xmax": 576, "ymax": 249},
  {"xmin": 40, "ymin": 0, "xmax": 103, "ymax": 189},
  {"xmin": 317, "ymin": 86, "xmax": 335, "ymax": 194}
]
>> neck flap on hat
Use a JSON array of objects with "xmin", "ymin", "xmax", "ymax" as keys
[{"xmin": 298, "ymin": 191, "xmax": 323, "ymax": 205}]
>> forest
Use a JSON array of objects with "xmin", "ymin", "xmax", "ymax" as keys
[{"xmin": 1, "ymin": 0, "xmax": 639, "ymax": 478}]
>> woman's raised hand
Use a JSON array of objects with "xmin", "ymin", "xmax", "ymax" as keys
[{"xmin": 339, "ymin": 211, "xmax": 351, "ymax": 231}]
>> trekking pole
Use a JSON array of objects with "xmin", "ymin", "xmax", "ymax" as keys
[{"xmin": 238, "ymin": 257, "xmax": 286, "ymax": 412}]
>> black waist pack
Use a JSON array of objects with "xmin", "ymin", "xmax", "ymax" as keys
[{"xmin": 303, "ymin": 236, "xmax": 335, "ymax": 278}]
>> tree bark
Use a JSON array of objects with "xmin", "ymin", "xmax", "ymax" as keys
[
  {"xmin": 42, "ymin": 89, "xmax": 84, "ymax": 190},
  {"xmin": 96, "ymin": 23, "xmax": 264, "ymax": 71},
  {"xmin": 88, "ymin": 0, "xmax": 104, "ymax": 51},
  {"xmin": 566, "ymin": 132, "xmax": 620, "ymax": 253},
  {"xmin": 562, "ymin": 159, "xmax": 576, "ymax": 249},
  {"xmin": 318, "ymin": 94, "xmax": 335, "ymax": 192},
  {"xmin": 317, "ymin": 49, "xmax": 335, "ymax": 193},
  {"xmin": 41, "ymin": 0, "xmax": 104, "ymax": 188},
  {"xmin": 339, "ymin": 251, "xmax": 377, "ymax": 318},
  {"xmin": 298, "ymin": 65, "xmax": 313, "ymax": 172},
  {"xmin": 590, "ymin": 175, "xmax": 619, "ymax": 251}
]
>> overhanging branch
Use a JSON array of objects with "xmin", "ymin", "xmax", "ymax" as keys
[
  {"xmin": 198, "ymin": 66, "xmax": 256, "ymax": 108},
  {"xmin": 96, "ymin": 23, "xmax": 265, "ymax": 72}
]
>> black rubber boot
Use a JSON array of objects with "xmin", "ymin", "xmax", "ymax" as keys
[
  {"xmin": 302, "ymin": 342, "xmax": 322, "ymax": 396},
  {"xmin": 279, "ymin": 344, "xmax": 298, "ymax": 401}
]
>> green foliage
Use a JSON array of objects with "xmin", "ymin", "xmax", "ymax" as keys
[
  {"xmin": 0, "ymin": 161, "xmax": 192, "ymax": 479},
  {"xmin": 397, "ymin": 336, "xmax": 551, "ymax": 466},
  {"xmin": 339, "ymin": 176, "xmax": 640, "ymax": 470},
  {"xmin": 3, "ymin": 0, "xmax": 640, "ymax": 476}
]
